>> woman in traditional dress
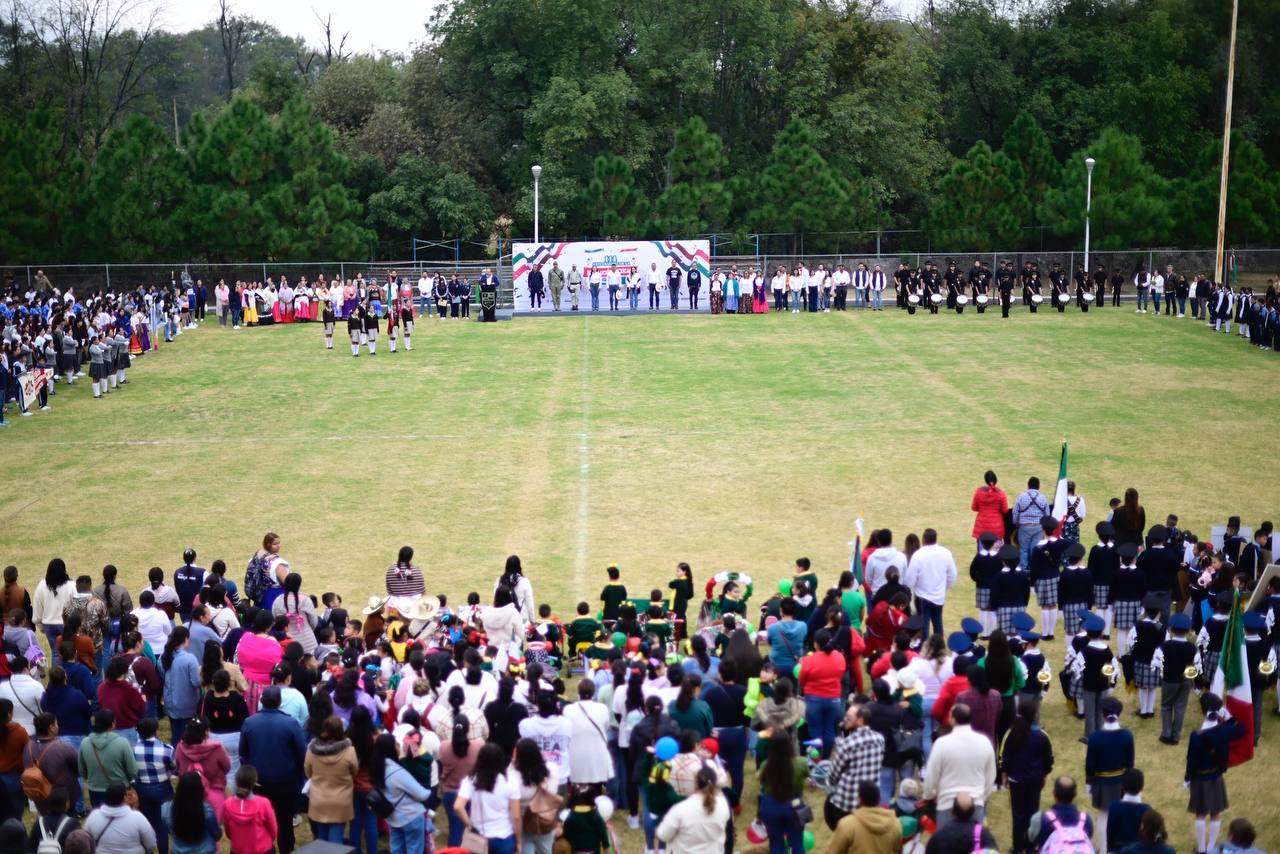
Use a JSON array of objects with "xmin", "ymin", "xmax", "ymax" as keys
[
  {"xmin": 724, "ymin": 267, "xmax": 740, "ymax": 314},
  {"xmin": 343, "ymin": 279, "xmax": 358, "ymax": 319},
  {"xmin": 128, "ymin": 308, "xmax": 146, "ymax": 355},
  {"xmin": 709, "ymin": 270, "xmax": 724, "ymax": 315},
  {"xmin": 241, "ymin": 283, "xmax": 258, "ymax": 326},
  {"xmin": 296, "ymin": 278, "xmax": 310, "ymax": 322},
  {"xmin": 1061, "ymin": 481, "xmax": 1086, "ymax": 543},
  {"xmin": 751, "ymin": 268, "xmax": 768, "ymax": 314}
]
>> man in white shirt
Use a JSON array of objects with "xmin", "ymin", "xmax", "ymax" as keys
[
  {"xmin": 870, "ymin": 264, "xmax": 887, "ymax": 311},
  {"xmin": 132, "ymin": 591, "xmax": 173, "ymax": 651},
  {"xmin": 1149, "ymin": 269, "xmax": 1165, "ymax": 315},
  {"xmin": 865, "ymin": 530, "xmax": 908, "ymax": 596},
  {"xmin": 1133, "ymin": 266, "xmax": 1150, "ymax": 313},
  {"xmin": 922, "ymin": 704, "xmax": 997, "ymax": 829},
  {"xmin": 589, "ymin": 268, "xmax": 602, "ymax": 311},
  {"xmin": 902, "ymin": 528, "xmax": 957, "ymax": 639},
  {"xmin": 417, "ymin": 273, "xmax": 432, "ymax": 316},
  {"xmin": 770, "ymin": 266, "xmax": 787, "ymax": 311},
  {"xmin": 852, "ymin": 263, "xmax": 869, "ymax": 310},
  {"xmin": 0, "ymin": 655, "xmax": 45, "ymax": 734}
]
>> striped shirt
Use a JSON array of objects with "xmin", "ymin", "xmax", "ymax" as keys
[{"xmin": 385, "ymin": 565, "xmax": 425, "ymax": 597}]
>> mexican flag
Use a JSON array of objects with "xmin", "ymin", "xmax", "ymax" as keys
[
  {"xmin": 1050, "ymin": 442, "xmax": 1070, "ymax": 534},
  {"xmin": 849, "ymin": 516, "xmax": 865, "ymax": 585},
  {"xmin": 1210, "ymin": 589, "xmax": 1255, "ymax": 766}
]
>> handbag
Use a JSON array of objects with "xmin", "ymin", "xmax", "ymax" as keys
[
  {"xmin": 790, "ymin": 796, "xmax": 814, "ymax": 825},
  {"xmin": 90, "ymin": 742, "xmax": 139, "ymax": 810},
  {"xmin": 462, "ymin": 788, "xmax": 490, "ymax": 854}
]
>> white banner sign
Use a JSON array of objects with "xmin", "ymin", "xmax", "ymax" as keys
[{"xmin": 511, "ymin": 240, "xmax": 711, "ymax": 312}]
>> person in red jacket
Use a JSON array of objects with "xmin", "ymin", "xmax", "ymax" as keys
[
  {"xmin": 932, "ymin": 648, "xmax": 974, "ymax": 728},
  {"xmin": 971, "ymin": 470, "xmax": 1009, "ymax": 547},
  {"xmin": 798, "ymin": 629, "xmax": 846, "ymax": 759},
  {"xmin": 97, "ymin": 657, "xmax": 146, "ymax": 740},
  {"xmin": 865, "ymin": 592, "xmax": 911, "ymax": 656}
]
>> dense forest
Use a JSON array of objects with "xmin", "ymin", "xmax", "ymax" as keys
[{"xmin": 1, "ymin": 0, "xmax": 1278, "ymax": 263}]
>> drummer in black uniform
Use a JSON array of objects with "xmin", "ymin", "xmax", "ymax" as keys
[
  {"xmin": 971, "ymin": 260, "xmax": 992, "ymax": 314},
  {"xmin": 1073, "ymin": 263, "xmax": 1091, "ymax": 312},
  {"xmin": 923, "ymin": 260, "xmax": 942, "ymax": 315},
  {"xmin": 1050, "ymin": 262, "xmax": 1068, "ymax": 313},
  {"xmin": 1028, "ymin": 268, "xmax": 1043, "ymax": 313},
  {"xmin": 945, "ymin": 260, "xmax": 961, "ymax": 311},
  {"xmin": 894, "ymin": 263, "xmax": 911, "ymax": 310},
  {"xmin": 998, "ymin": 261, "xmax": 1016, "ymax": 318}
]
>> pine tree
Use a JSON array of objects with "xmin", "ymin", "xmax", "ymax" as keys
[
  {"xmin": 0, "ymin": 111, "xmax": 81, "ymax": 263},
  {"xmin": 749, "ymin": 119, "xmax": 850, "ymax": 254},
  {"xmin": 1000, "ymin": 112, "xmax": 1061, "ymax": 226},
  {"xmin": 1174, "ymin": 132, "xmax": 1279, "ymax": 246},
  {"xmin": 587, "ymin": 154, "xmax": 650, "ymax": 238},
  {"xmin": 925, "ymin": 141, "xmax": 1029, "ymax": 250},
  {"xmin": 653, "ymin": 117, "xmax": 731, "ymax": 236}
]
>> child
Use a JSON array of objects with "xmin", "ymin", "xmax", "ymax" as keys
[
  {"xmin": 644, "ymin": 605, "xmax": 672, "ymax": 647},
  {"xmin": 1111, "ymin": 543, "xmax": 1144, "ymax": 658},
  {"xmin": 1127, "ymin": 597, "xmax": 1165, "ymax": 718},
  {"xmin": 1105, "ymin": 768, "xmax": 1150, "ymax": 853},
  {"xmin": 1213, "ymin": 818, "xmax": 1264, "ymax": 854},
  {"xmin": 561, "ymin": 788, "xmax": 612, "ymax": 853},
  {"xmin": 314, "ymin": 626, "xmax": 338, "ymax": 662},
  {"xmin": 1087, "ymin": 522, "xmax": 1118, "ymax": 636},
  {"xmin": 1106, "ymin": 497, "xmax": 1121, "ymax": 523},
  {"xmin": 1198, "ymin": 591, "xmax": 1232, "ymax": 679},
  {"xmin": 788, "ymin": 581, "xmax": 811, "ymax": 624},
  {"xmin": 992, "ymin": 545, "xmax": 1031, "ymax": 636},
  {"xmin": 793, "ymin": 558, "xmax": 819, "ymax": 602},
  {"xmin": 1029, "ymin": 515, "xmax": 1067, "ymax": 639},
  {"xmin": 318, "ymin": 593, "xmax": 347, "ymax": 637},
  {"xmin": 668, "ymin": 563, "xmax": 694, "ymax": 636},
  {"xmin": 600, "ymin": 566, "xmax": 627, "ymax": 625},
  {"xmin": 1057, "ymin": 543, "xmax": 1093, "ymax": 636},
  {"xmin": 969, "ymin": 532, "xmax": 1001, "ymax": 637},
  {"xmin": 567, "ymin": 602, "xmax": 602, "ymax": 651},
  {"xmin": 531, "ymin": 603, "xmax": 565, "ymax": 665},
  {"xmin": 220, "ymin": 765, "xmax": 277, "ymax": 854},
  {"xmin": 1017, "ymin": 629, "xmax": 1049, "ymax": 722},
  {"xmin": 1153, "ymin": 613, "xmax": 1199, "ymax": 744}
]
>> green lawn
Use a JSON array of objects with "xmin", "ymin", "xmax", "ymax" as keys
[{"xmin": 2, "ymin": 306, "xmax": 1277, "ymax": 851}]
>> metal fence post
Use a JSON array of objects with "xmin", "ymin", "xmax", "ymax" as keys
[
  {"xmin": 105, "ymin": 263, "xmax": 110, "ymax": 291},
  {"xmin": 876, "ymin": 231, "xmax": 881, "ymax": 259},
  {"xmin": 262, "ymin": 263, "xmax": 267, "ymax": 283}
]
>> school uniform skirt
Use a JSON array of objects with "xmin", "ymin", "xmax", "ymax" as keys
[
  {"xmin": 1202, "ymin": 651, "xmax": 1221, "ymax": 681},
  {"xmin": 1092, "ymin": 585, "xmax": 1111, "ymax": 609},
  {"xmin": 1113, "ymin": 600, "xmax": 1142, "ymax": 630},
  {"xmin": 1134, "ymin": 661, "xmax": 1160, "ymax": 690},
  {"xmin": 997, "ymin": 606, "xmax": 1027, "ymax": 635},
  {"xmin": 1034, "ymin": 578, "xmax": 1059, "ymax": 608},
  {"xmin": 1188, "ymin": 776, "xmax": 1228, "ymax": 816},
  {"xmin": 1091, "ymin": 778, "xmax": 1125, "ymax": 810},
  {"xmin": 1061, "ymin": 604, "xmax": 1087, "ymax": 635},
  {"xmin": 89, "ymin": 362, "xmax": 104, "ymax": 381},
  {"xmin": 975, "ymin": 587, "xmax": 993, "ymax": 610},
  {"xmin": 324, "ymin": 321, "xmax": 335, "ymax": 336},
  {"xmin": 349, "ymin": 327, "xmax": 361, "ymax": 344}
]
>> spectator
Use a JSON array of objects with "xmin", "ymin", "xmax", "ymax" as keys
[
  {"xmin": 97, "ymin": 657, "xmax": 145, "ymax": 744},
  {"xmin": 33, "ymin": 559, "xmax": 74, "ymax": 657},
  {"xmin": 83, "ymin": 781, "xmax": 157, "ymax": 854},
  {"xmin": 439, "ymin": 712, "xmax": 485, "ymax": 847},
  {"xmin": 62, "ymin": 575, "xmax": 109, "ymax": 675},
  {"xmin": 1106, "ymin": 769, "xmax": 1151, "ymax": 853},
  {"xmin": 303, "ymin": 715, "xmax": 357, "ymax": 843},
  {"xmin": 42, "ymin": 667, "xmax": 92, "ymax": 758},
  {"xmin": 824, "ymin": 704, "xmax": 885, "ymax": 830},
  {"xmin": 1211, "ymin": 818, "xmax": 1263, "ymax": 854},
  {"xmin": 1011, "ymin": 478, "xmax": 1051, "ymax": 570},
  {"xmin": 865, "ymin": 678, "xmax": 914, "ymax": 805},
  {"xmin": 1120, "ymin": 809, "xmax": 1175, "ymax": 854},
  {"xmin": 798, "ymin": 628, "xmax": 845, "ymax": 759},
  {"xmin": 865, "ymin": 531, "xmax": 908, "ymax": 596},
  {"xmin": 174, "ymin": 719, "xmax": 229, "ymax": 816},
  {"xmin": 998, "ymin": 699, "xmax": 1054, "ymax": 854},
  {"xmin": 93, "ymin": 565, "xmax": 133, "ymax": 642},
  {"xmin": 270, "ymin": 572, "xmax": 317, "ymax": 654},
  {"xmin": 185, "ymin": 606, "xmax": 221, "ymax": 660},
  {"xmin": 159, "ymin": 627, "xmax": 202, "ymax": 744},
  {"xmin": 238, "ymin": 687, "xmax": 306, "ymax": 854},
  {"xmin": 1027, "ymin": 775, "xmax": 1094, "ymax": 851},
  {"xmin": 77, "ymin": 709, "xmax": 136, "ymax": 808},
  {"xmin": 1111, "ymin": 488, "xmax": 1147, "ymax": 549},
  {"xmin": 22, "ymin": 712, "xmax": 78, "ymax": 816},
  {"xmin": 235, "ymin": 610, "xmax": 283, "ymax": 713},
  {"xmin": 971, "ymin": 470, "xmax": 1009, "ymax": 545},
  {"xmin": 0, "ymin": 567, "xmax": 31, "ymax": 626},
  {"xmin": 656, "ymin": 765, "xmax": 730, "ymax": 854},
  {"xmin": 512, "ymin": 737, "xmax": 560, "ymax": 854},
  {"xmin": 922, "ymin": 704, "xmax": 997, "ymax": 830},
  {"xmin": 903, "ymin": 528, "xmax": 958, "ymax": 639},
  {"xmin": 111, "ymin": 631, "xmax": 161, "ymax": 719},
  {"xmin": 26, "ymin": 785, "xmax": 80, "ymax": 851},
  {"xmin": 757, "ymin": 733, "xmax": 809, "ymax": 853},
  {"xmin": 172, "ymin": 550, "xmax": 206, "ymax": 625},
  {"xmin": 132, "ymin": 717, "xmax": 175, "ymax": 854},
  {"xmin": 954, "ymin": 664, "xmax": 1002, "ymax": 748},
  {"xmin": 0, "ymin": 699, "xmax": 28, "ymax": 820},
  {"xmin": 348, "ymin": 705, "xmax": 381, "ymax": 854},
  {"xmin": 131, "ymin": 589, "xmax": 173, "ymax": 652},
  {"xmin": 827, "ymin": 779, "xmax": 902, "ymax": 854},
  {"xmin": 518, "ymin": 689, "xmax": 575, "ymax": 767},
  {"xmin": 455, "ymin": 741, "xmax": 520, "ymax": 853},
  {"xmin": 924, "ymin": 793, "xmax": 998, "ymax": 854},
  {"xmin": 0, "ymin": 653, "xmax": 45, "ymax": 735},
  {"xmin": 162, "ymin": 771, "xmax": 221, "ymax": 854},
  {"xmin": 219, "ymin": 765, "xmax": 277, "ymax": 854},
  {"xmin": 563, "ymin": 678, "xmax": 613, "ymax": 788},
  {"xmin": 751, "ymin": 675, "xmax": 805, "ymax": 756},
  {"xmin": 767, "ymin": 597, "xmax": 807, "ymax": 673},
  {"xmin": 667, "ymin": 673, "xmax": 714, "ymax": 740}
]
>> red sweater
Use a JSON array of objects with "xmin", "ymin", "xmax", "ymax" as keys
[
  {"xmin": 799, "ymin": 650, "xmax": 846, "ymax": 699},
  {"xmin": 931, "ymin": 675, "xmax": 971, "ymax": 725},
  {"xmin": 98, "ymin": 680, "xmax": 145, "ymax": 730}
]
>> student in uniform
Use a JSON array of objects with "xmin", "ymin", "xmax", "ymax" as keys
[
  {"xmin": 322, "ymin": 302, "xmax": 335, "ymax": 349},
  {"xmin": 1197, "ymin": 592, "xmax": 1232, "ymax": 682},
  {"xmin": 1071, "ymin": 613, "xmax": 1118, "ymax": 740},
  {"xmin": 1084, "ymin": 696, "xmax": 1134, "ymax": 846},
  {"xmin": 386, "ymin": 299, "xmax": 400, "ymax": 352},
  {"xmin": 1153, "ymin": 613, "xmax": 1199, "ymax": 745},
  {"xmin": 362, "ymin": 303, "xmax": 380, "ymax": 355},
  {"xmin": 1126, "ymin": 597, "xmax": 1165, "ymax": 718},
  {"xmin": 1110, "ymin": 544, "xmax": 1145, "ymax": 658},
  {"xmin": 1242, "ymin": 612, "xmax": 1272, "ymax": 745},
  {"xmin": 1057, "ymin": 544, "xmax": 1093, "ymax": 637},
  {"xmin": 1029, "ymin": 516, "xmax": 1067, "ymax": 640},
  {"xmin": 600, "ymin": 566, "xmax": 627, "ymax": 627},
  {"xmin": 399, "ymin": 298, "xmax": 414, "ymax": 351},
  {"xmin": 88, "ymin": 334, "xmax": 106, "ymax": 398},
  {"xmin": 433, "ymin": 276, "xmax": 449, "ymax": 320},
  {"xmin": 1050, "ymin": 263, "xmax": 1068, "ymax": 313},
  {"xmin": 997, "ymin": 261, "xmax": 1016, "ymax": 318},
  {"xmin": 969, "ymin": 533, "xmax": 1002, "ymax": 638},
  {"xmin": 1073, "ymin": 263, "xmax": 1090, "ymax": 312},
  {"xmin": 1017, "ymin": 627, "xmax": 1049, "ymax": 722},
  {"xmin": 992, "ymin": 545, "xmax": 1031, "ymax": 636},
  {"xmin": 1185, "ymin": 693, "xmax": 1242, "ymax": 854},
  {"xmin": 347, "ymin": 308, "xmax": 363, "ymax": 357},
  {"xmin": 1087, "ymin": 523, "xmax": 1118, "ymax": 637}
]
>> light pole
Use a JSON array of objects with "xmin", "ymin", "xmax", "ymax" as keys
[
  {"xmin": 531, "ymin": 164, "xmax": 542, "ymax": 244},
  {"xmin": 1083, "ymin": 157, "xmax": 1095, "ymax": 275}
]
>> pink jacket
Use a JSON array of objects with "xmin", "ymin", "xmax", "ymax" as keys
[
  {"xmin": 236, "ymin": 633, "xmax": 283, "ymax": 685},
  {"xmin": 176, "ymin": 739, "xmax": 231, "ymax": 807},
  {"xmin": 220, "ymin": 794, "xmax": 277, "ymax": 854}
]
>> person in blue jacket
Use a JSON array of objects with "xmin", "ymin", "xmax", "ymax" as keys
[
  {"xmin": 240, "ymin": 686, "xmax": 308, "ymax": 853},
  {"xmin": 1186, "ymin": 692, "xmax": 1244, "ymax": 854}
]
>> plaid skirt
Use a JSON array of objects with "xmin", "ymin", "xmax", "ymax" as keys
[
  {"xmin": 1134, "ymin": 661, "xmax": 1160, "ymax": 690},
  {"xmin": 1035, "ymin": 578, "xmax": 1059, "ymax": 608},
  {"xmin": 976, "ymin": 588, "xmax": 993, "ymax": 610},
  {"xmin": 1202, "ymin": 651, "xmax": 1221, "ymax": 681},
  {"xmin": 1092, "ymin": 585, "xmax": 1111, "ymax": 609},
  {"xmin": 1113, "ymin": 599, "xmax": 1142, "ymax": 630},
  {"xmin": 1188, "ymin": 776, "xmax": 1228, "ymax": 816},
  {"xmin": 998, "ymin": 606, "xmax": 1026, "ymax": 635},
  {"xmin": 1067, "ymin": 672, "xmax": 1082, "ymax": 699},
  {"xmin": 1061, "ymin": 603, "xmax": 1088, "ymax": 636}
]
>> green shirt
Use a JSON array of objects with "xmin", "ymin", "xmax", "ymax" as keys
[
  {"xmin": 719, "ymin": 597, "xmax": 746, "ymax": 617},
  {"xmin": 600, "ymin": 583, "xmax": 628, "ymax": 620},
  {"xmin": 646, "ymin": 618, "xmax": 673, "ymax": 644},
  {"xmin": 667, "ymin": 698, "xmax": 714, "ymax": 739},
  {"xmin": 78, "ymin": 731, "xmax": 138, "ymax": 792},
  {"xmin": 568, "ymin": 617, "xmax": 603, "ymax": 647},
  {"xmin": 562, "ymin": 807, "xmax": 610, "ymax": 852},
  {"xmin": 793, "ymin": 572, "xmax": 819, "ymax": 598},
  {"xmin": 840, "ymin": 589, "xmax": 867, "ymax": 630}
]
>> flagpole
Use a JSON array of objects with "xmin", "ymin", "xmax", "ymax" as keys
[{"xmin": 1214, "ymin": 0, "xmax": 1240, "ymax": 284}]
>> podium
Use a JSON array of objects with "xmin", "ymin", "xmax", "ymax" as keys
[{"xmin": 479, "ymin": 283, "xmax": 497, "ymax": 322}]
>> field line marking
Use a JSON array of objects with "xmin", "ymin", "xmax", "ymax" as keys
[{"xmin": 574, "ymin": 318, "xmax": 592, "ymax": 597}]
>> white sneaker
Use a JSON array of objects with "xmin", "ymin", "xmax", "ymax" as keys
[
  {"xmin": 40, "ymin": 405, "xmax": 49, "ymax": 411},
  {"xmin": 628, "ymin": 816, "xmax": 640, "ymax": 830},
  {"xmin": 233, "ymin": 325, "xmax": 239, "ymax": 329},
  {"xmin": 20, "ymin": 411, "xmax": 30, "ymax": 417},
  {"xmin": 1177, "ymin": 313, "xmax": 1184, "ymax": 318},
  {"xmin": 75, "ymin": 371, "xmax": 84, "ymax": 377}
]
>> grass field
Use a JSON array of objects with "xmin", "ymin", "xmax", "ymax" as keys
[{"xmin": 3, "ymin": 306, "xmax": 1278, "ymax": 851}]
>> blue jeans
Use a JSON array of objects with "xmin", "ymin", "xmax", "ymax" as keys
[
  {"xmin": 760, "ymin": 793, "xmax": 806, "ymax": 853},
  {"xmin": 1151, "ymin": 291, "xmax": 1161, "ymax": 312},
  {"xmin": 855, "ymin": 289, "xmax": 867, "ymax": 308},
  {"xmin": 211, "ymin": 731, "xmax": 240, "ymax": 787},
  {"xmin": 443, "ymin": 790, "xmax": 465, "ymax": 847},
  {"xmin": 821, "ymin": 292, "xmax": 831, "ymax": 310},
  {"xmin": 872, "ymin": 290, "xmax": 884, "ymax": 309},
  {"xmin": 314, "ymin": 822, "xmax": 345, "ymax": 843},
  {"xmin": 1018, "ymin": 524, "xmax": 1043, "ymax": 571},
  {"xmin": 168, "ymin": 716, "xmax": 188, "ymax": 746},
  {"xmin": 607, "ymin": 740, "xmax": 627, "ymax": 811},
  {"xmin": 1137, "ymin": 287, "xmax": 1148, "ymax": 310},
  {"xmin": 488, "ymin": 834, "xmax": 517, "ymax": 854},
  {"xmin": 921, "ymin": 697, "xmax": 936, "ymax": 761},
  {"xmin": 804, "ymin": 696, "xmax": 841, "ymax": 758},
  {"xmin": 390, "ymin": 816, "xmax": 426, "ymax": 854},
  {"xmin": 117, "ymin": 727, "xmax": 139, "ymax": 746},
  {"xmin": 629, "ymin": 290, "xmax": 639, "ymax": 310},
  {"xmin": 136, "ymin": 779, "xmax": 173, "ymax": 854},
  {"xmin": 590, "ymin": 285, "xmax": 600, "ymax": 310},
  {"xmin": 717, "ymin": 725, "xmax": 748, "ymax": 806},
  {"xmin": 1177, "ymin": 295, "xmax": 1186, "ymax": 315},
  {"xmin": 42, "ymin": 625, "xmax": 62, "ymax": 661},
  {"xmin": 349, "ymin": 791, "xmax": 379, "ymax": 854},
  {"xmin": 791, "ymin": 291, "xmax": 802, "ymax": 310},
  {"xmin": 916, "ymin": 597, "xmax": 944, "ymax": 640},
  {"xmin": 0, "ymin": 771, "xmax": 21, "ymax": 821}
]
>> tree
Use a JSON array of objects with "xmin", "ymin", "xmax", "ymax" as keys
[
  {"xmin": 216, "ymin": 0, "xmax": 248, "ymax": 99},
  {"xmin": 1043, "ymin": 128, "xmax": 1172, "ymax": 250},
  {"xmin": 653, "ymin": 117, "xmax": 731, "ymax": 236},
  {"xmin": 925, "ymin": 141, "xmax": 1029, "ymax": 250},
  {"xmin": 1000, "ymin": 111, "xmax": 1060, "ymax": 227},
  {"xmin": 748, "ymin": 119, "xmax": 851, "ymax": 253},
  {"xmin": 73, "ymin": 114, "xmax": 191, "ymax": 261},
  {"xmin": 367, "ymin": 154, "xmax": 494, "ymax": 242},
  {"xmin": 308, "ymin": 55, "xmax": 400, "ymax": 133},
  {"xmin": 244, "ymin": 57, "xmax": 303, "ymax": 114},
  {"xmin": 587, "ymin": 155, "xmax": 650, "ymax": 238},
  {"xmin": 1174, "ymin": 132, "xmax": 1279, "ymax": 247},
  {"xmin": 0, "ymin": 110, "xmax": 80, "ymax": 262}
]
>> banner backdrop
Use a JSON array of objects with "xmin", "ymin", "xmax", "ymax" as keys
[{"xmin": 512, "ymin": 241, "xmax": 711, "ymax": 312}]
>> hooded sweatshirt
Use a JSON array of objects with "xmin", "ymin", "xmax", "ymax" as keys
[
  {"xmin": 77, "ymin": 730, "xmax": 137, "ymax": 792},
  {"xmin": 83, "ymin": 803, "xmax": 156, "ymax": 854},
  {"xmin": 828, "ymin": 805, "xmax": 903, "ymax": 854},
  {"xmin": 175, "ymin": 738, "xmax": 231, "ymax": 810},
  {"xmin": 220, "ymin": 793, "xmax": 278, "ymax": 854}
]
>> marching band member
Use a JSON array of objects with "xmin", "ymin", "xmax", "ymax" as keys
[
  {"xmin": 923, "ymin": 260, "xmax": 942, "ymax": 314},
  {"xmin": 1050, "ymin": 262, "xmax": 1068, "ymax": 313},
  {"xmin": 1152, "ymin": 613, "xmax": 1199, "ymax": 744},
  {"xmin": 1087, "ymin": 522, "xmax": 1118, "ymax": 636},
  {"xmin": 1073, "ymin": 263, "xmax": 1091, "ymax": 312},
  {"xmin": 971, "ymin": 260, "xmax": 991, "ymax": 315},
  {"xmin": 1110, "ymin": 543, "xmax": 1144, "ymax": 658},
  {"xmin": 1057, "ymin": 544, "xmax": 1093, "ymax": 637},
  {"xmin": 1243, "ymin": 612, "xmax": 1272, "ymax": 745},
  {"xmin": 322, "ymin": 300, "xmax": 335, "ymax": 349},
  {"xmin": 1197, "ymin": 592, "xmax": 1232, "ymax": 679},
  {"xmin": 945, "ymin": 260, "xmax": 963, "ymax": 314},
  {"xmin": 998, "ymin": 261, "xmax": 1016, "ymax": 318},
  {"xmin": 992, "ymin": 545, "xmax": 1031, "ymax": 636},
  {"xmin": 969, "ymin": 532, "xmax": 1001, "ymax": 637},
  {"xmin": 1027, "ymin": 268, "xmax": 1043, "ymax": 313},
  {"xmin": 1127, "ymin": 597, "xmax": 1165, "ymax": 718},
  {"xmin": 1072, "ymin": 613, "xmax": 1118, "ymax": 739},
  {"xmin": 1029, "ymin": 515, "xmax": 1066, "ymax": 639}
]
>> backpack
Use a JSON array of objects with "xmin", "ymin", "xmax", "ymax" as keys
[
  {"xmin": 36, "ymin": 815, "xmax": 70, "ymax": 854},
  {"xmin": 1040, "ymin": 811, "xmax": 1094, "ymax": 854},
  {"xmin": 21, "ymin": 742, "xmax": 53, "ymax": 801},
  {"xmin": 243, "ymin": 553, "xmax": 270, "ymax": 606},
  {"xmin": 522, "ymin": 782, "xmax": 564, "ymax": 835}
]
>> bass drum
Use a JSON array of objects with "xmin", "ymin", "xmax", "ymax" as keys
[{"xmin": 1083, "ymin": 292, "xmax": 1096, "ymax": 303}]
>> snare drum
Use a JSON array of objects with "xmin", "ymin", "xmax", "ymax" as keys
[
  {"xmin": 976, "ymin": 294, "xmax": 989, "ymax": 305},
  {"xmin": 930, "ymin": 293, "xmax": 943, "ymax": 305},
  {"xmin": 1031, "ymin": 294, "xmax": 1044, "ymax": 305},
  {"xmin": 1083, "ymin": 292, "xmax": 1095, "ymax": 303},
  {"xmin": 907, "ymin": 294, "xmax": 920, "ymax": 305},
  {"xmin": 956, "ymin": 294, "xmax": 970, "ymax": 306},
  {"xmin": 1057, "ymin": 292, "xmax": 1071, "ymax": 304}
]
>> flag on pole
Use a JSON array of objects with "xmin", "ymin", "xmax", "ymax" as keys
[
  {"xmin": 1210, "ymin": 589, "xmax": 1254, "ymax": 766},
  {"xmin": 849, "ymin": 516, "xmax": 865, "ymax": 585},
  {"xmin": 1050, "ymin": 442, "xmax": 1069, "ymax": 535}
]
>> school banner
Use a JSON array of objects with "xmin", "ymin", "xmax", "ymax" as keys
[
  {"xmin": 17, "ymin": 369, "xmax": 51, "ymax": 403},
  {"xmin": 511, "ymin": 240, "xmax": 711, "ymax": 313}
]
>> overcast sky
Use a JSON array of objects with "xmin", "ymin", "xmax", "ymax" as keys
[{"xmin": 156, "ymin": 0, "xmax": 926, "ymax": 55}]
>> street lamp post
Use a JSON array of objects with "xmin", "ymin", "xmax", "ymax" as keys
[
  {"xmin": 531, "ymin": 164, "xmax": 542, "ymax": 244},
  {"xmin": 1084, "ymin": 157, "xmax": 1095, "ymax": 276}
]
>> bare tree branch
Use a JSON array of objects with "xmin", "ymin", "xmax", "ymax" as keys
[
  {"xmin": 217, "ymin": 0, "xmax": 246, "ymax": 99},
  {"xmin": 313, "ymin": 9, "xmax": 348, "ymax": 69}
]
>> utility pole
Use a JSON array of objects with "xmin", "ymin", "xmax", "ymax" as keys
[
  {"xmin": 172, "ymin": 98, "xmax": 180, "ymax": 147},
  {"xmin": 1214, "ymin": 0, "xmax": 1239, "ymax": 284}
]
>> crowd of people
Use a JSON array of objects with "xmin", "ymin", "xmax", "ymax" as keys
[{"xmin": 0, "ymin": 480, "xmax": 1271, "ymax": 854}]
